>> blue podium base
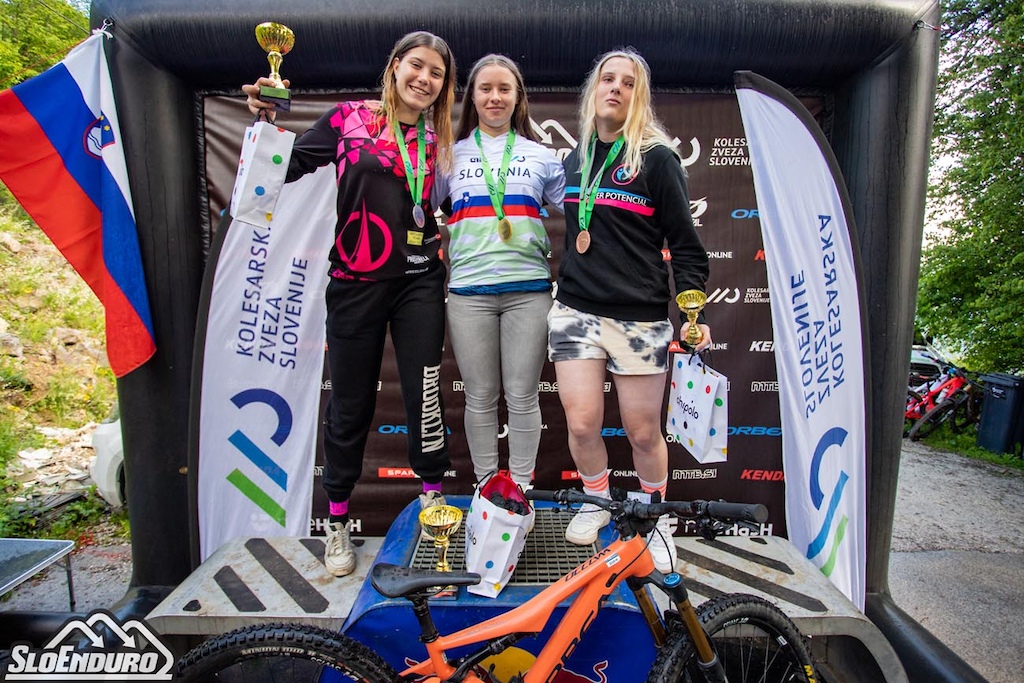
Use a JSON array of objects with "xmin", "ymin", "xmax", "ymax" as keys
[{"xmin": 342, "ymin": 495, "xmax": 658, "ymax": 681}]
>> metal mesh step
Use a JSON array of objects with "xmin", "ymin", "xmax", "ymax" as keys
[{"xmin": 410, "ymin": 508, "xmax": 597, "ymax": 584}]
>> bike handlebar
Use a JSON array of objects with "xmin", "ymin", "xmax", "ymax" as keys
[{"xmin": 526, "ymin": 489, "xmax": 768, "ymax": 524}]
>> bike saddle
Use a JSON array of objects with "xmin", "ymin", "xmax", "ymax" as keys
[{"xmin": 371, "ymin": 562, "xmax": 482, "ymax": 598}]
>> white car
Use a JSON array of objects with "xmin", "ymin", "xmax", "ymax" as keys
[{"xmin": 89, "ymin": 409, "xmax": 126, "ymax": 508}]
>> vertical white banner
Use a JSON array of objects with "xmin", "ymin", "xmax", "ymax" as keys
[
  {"xmin": 735, "ymin": 71, "xmax": 867, "ymax": 608},
  {"xmin": 197, "ymin": 166, "xmax": 335, "ymax": 560}
]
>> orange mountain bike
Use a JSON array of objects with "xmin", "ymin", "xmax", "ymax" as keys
[{"xmin": 175, "ymin": 490, "xmax": 818, "ymax": 682}]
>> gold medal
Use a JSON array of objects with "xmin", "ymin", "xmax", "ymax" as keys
[
  {"xmin": 576, "ymin": 231, "xmax": 591, "ymax": 254},
  {"xmin": 498, "ymin": 217, "xmax": 513, "ymax": 241}
]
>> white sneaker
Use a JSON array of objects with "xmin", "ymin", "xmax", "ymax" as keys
[
  {"xmin": 564, "ymin": 502, "xmax": 612, "ymax": 545},
  {"xmin": 419, "ymin": 490, "xmax": 446, "ymax": 540},
  {"xmin": 324, "ymin": 521, "xmax": 356, "ymax": 577},
  {"xmin": 647, "ymin": 515, "xmax": 678, "ymax": 572}
]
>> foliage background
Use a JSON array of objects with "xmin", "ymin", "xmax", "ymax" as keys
[
  {"xmin": 0, "ymin": 0, "xmax": 117, "ymax": 538},
  {"xmin": 0, "ymin": 0, "xmax": 90, "ymax": 90},
  {"xmin": 918, "ymin": 0, "xmax": 1024, "ymax": 374}
]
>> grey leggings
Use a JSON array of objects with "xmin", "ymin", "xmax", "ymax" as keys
[{"xmin": 446, "ymin": 291, "xmax": 552, "ymax": 485}]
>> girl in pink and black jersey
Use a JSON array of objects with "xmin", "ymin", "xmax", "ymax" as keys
[{"xmin": 244, "ymin": 31, "xmax": 456, "ymax": 578}]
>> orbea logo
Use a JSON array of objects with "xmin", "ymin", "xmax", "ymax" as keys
[
  {"xmin": 227, "ymin": 388, "xmax": 293, "ymax": 527},
  {"xmin": 3, "ymin": 610, "xmax": 173, "ymax": 680}
]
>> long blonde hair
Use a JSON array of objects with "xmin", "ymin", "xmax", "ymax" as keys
[
  {"xmin": 379, "ymin": 31, "xmax": 456, "ymax": 170},
  {"xmin": 456, "ymin": 54, "xmax": 539, "ymax": 142},
  {"xmin": 577, "ymin": 49, "xmax": 676, "ymax": 176}
]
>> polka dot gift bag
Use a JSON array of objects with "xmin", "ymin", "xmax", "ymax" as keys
[
  {"xmin": 666, "ymin": 352, "xmax": 728, "ymax": 464},
  {"xmin": 229, "ymin": 113, "xmax": 296, "ymax": 229},
  {"xmin": 465, "ymin": 471, "xmax": 535, "ymax": 598}
]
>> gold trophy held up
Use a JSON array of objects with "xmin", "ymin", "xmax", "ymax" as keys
[
  {"xmin": 676, "ymin": 289, "xmax": 707, "ymax": 349},
  {"xmin": 255, "ymin": 22, "xmax": 294, "ymax": 111}
]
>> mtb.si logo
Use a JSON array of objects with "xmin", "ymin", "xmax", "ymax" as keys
[{"xmin": 1, "ymin": 610, "xmax": 173, "ymax": 680}]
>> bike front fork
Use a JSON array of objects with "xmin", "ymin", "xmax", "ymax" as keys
[{"xmin": 629, "ymin": 572, "xmax": 728, "ymax": 683}]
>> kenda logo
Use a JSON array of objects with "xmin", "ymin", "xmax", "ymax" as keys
[
  {"xmin": 226, "ymin": 388, "xmax": 294, "ymax": 528},
  {"xmin": 750, "ymin": 341, "xmax": 774, "ymax": 352},
  {"xmin": 727, "ymin": 426, "xmax": 782, "ymax": 436},
  {"xmin": 731, "ymin": 208, "xmax": 760, "ymax": 219},
  {"xmin": 806, "ymin": 427, "xmax": 851, "ymax": 577},
  {"xmin": 4, "ymin": 610, "xmax": 173, "ymax": 680},
  {"xmin": 741, "ymin": 469, "xmax": 785, "ymax": 481}
]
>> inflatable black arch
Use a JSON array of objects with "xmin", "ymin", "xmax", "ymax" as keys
[{"xmin": 91, "ymin": 0, "xmax": 975, "ymax": 679}]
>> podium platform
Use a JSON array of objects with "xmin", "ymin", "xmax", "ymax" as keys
[
  {"xmin": 342, "ymin": 496, "xmax": 658, "ymax": 681},
  {"xmin": 147, "ymin": 496, "xmax": 906, "ymax": 682}
]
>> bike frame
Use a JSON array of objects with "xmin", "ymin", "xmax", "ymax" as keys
[
  {"xmin": 399, "ymin": 531, "xmax": 712, "ymax": 683},
  {"xmin": 906, "ymin": 369, "xmax": 967, "ymax": 420}
]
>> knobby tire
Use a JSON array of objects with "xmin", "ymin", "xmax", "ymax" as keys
[
  {"xmin": 646, "ymin": 594, "xmax": 817, "ymax": 683},
  {"xmin": 908, "ymin": 398, "xmax": 955, "ymax": 441},
  {"xmin": 174, "ymin": 623, "xmax": 397, "ymax": 683}
]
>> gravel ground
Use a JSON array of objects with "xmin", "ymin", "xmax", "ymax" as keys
[
  {"xmin": 2, "ymin": 439, "xmax": 1022, "ymax": 682},
  {"xmin": 889, "ymin": 440, "xmax": 1024, "ymax": 683}
]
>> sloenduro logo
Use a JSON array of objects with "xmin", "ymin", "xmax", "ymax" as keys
[{"xmin": 3, "ymin": 610, "xmax": 174, "ymax": 680}]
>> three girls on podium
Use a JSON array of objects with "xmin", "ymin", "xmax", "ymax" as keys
[{"xmin": 242, "ymin": 33, "xmax": 710, "ymax": 578}]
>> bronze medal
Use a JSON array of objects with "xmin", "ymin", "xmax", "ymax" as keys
[
  {"xmin": 498, "ymin": 217, "xmax": 513, "ymax": 241},
  {"xmin": 576, "ymin": 231, "xmax": 591, "ymax": 254}
]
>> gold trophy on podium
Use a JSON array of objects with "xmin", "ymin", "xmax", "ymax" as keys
[
  {"xmin": 256, "ymin": 22, "xmax": 294, "ymax": 111},
  {"xmin": 676, "ymin": 289, "xmax": 707, "ymax": 349},
  {"xmin": 419, "ymin": 505, "xmax": 463, "ymax": 573}
]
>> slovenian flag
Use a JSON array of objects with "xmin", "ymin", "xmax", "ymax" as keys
[{"xmin": 0, "ymin": 31, "xmax": 155, "ymax": 377}]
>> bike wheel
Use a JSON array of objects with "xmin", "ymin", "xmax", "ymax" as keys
[
  {"xmin": 949, "ymin": 392, "xmax": 982, "ymax": 434},
  {"xmin": 175, "ymin": 623, "xmax": 398, "ymax": 683},
  {"xmin": 646, "ymin": 594, "xmax": 817, "ymax": 682},
  {"xmin": 908, "ymin": 398, "xmax": 955, "ymax": 441}
]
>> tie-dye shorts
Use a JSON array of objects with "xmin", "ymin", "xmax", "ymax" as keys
[{"xmin": 547, "ymin": 301, "xmax": 673, "ymax": 375}]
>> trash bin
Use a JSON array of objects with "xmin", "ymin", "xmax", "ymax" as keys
[{"xmin": 977, "ymin": 373, "xmax": 1024, "ymax": 455}]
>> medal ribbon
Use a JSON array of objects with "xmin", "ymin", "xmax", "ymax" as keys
[
  {"xmin": 474, "ymin": 128, "xmax": 516, "ymax": 222},
  {"xmin": 394, "ymin": 117, "xmax": 427, "ymax": 213},
  {"xmin": 578, "ymin": 134, "xmax": 625, "ymax": 234}
]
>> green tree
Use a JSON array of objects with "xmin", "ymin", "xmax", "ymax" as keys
[
  {"xmin": 919, "ymin": 0, "xmax": 1024, "ymax": 373},
  {"xmin": 0, "ymin": 0, "xmax": 89, "ymax": 89}
]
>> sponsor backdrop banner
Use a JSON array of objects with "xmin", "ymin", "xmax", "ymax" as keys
[
  {"xmin": 736, "ymin": 72, "xmax": 867, "ymax": 607},
  {"xmin": 197, "ymin": 91, "xmax": 824, "ymax": 547},
  {"xmin": 196, "ymin": 166, "xmax": 334, "ymax": 559}
]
